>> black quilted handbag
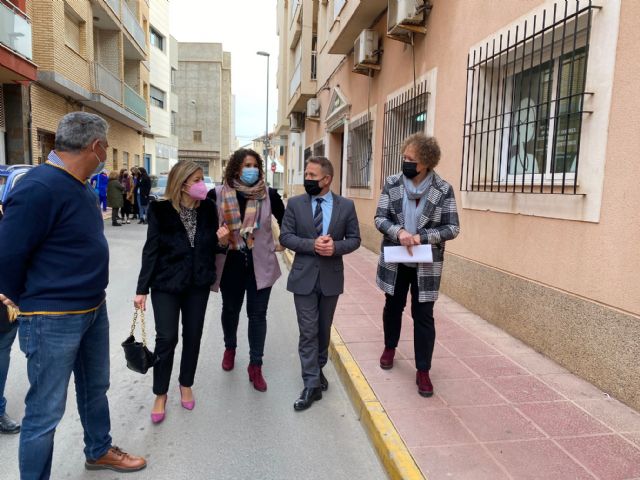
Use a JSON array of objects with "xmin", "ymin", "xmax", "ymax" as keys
[{"xmin": 121, "ymin": 308, "xmax": 156, "ymax": 374}]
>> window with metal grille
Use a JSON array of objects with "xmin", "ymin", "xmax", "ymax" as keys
[
  {"xmin": 381, "ymin": 81, "xmax": 428, "ymax": 185},
  {"xmin": 347, "ymin": 114, "xmax": 373, "ymax": 188},
  {"xmin": 460, "ymin": 0, "xmax": 597, "ymax": 195},
  {"xmin": 193, "ymin": 130, "xmax": 202, "ymax": 143}
]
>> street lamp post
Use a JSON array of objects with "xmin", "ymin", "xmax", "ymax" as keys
[{"xmin": 256, "ymin": 51, "xmax": 270, "ymax": 176}]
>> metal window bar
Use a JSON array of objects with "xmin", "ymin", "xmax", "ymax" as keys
[
  {"xmin": 460, "ymin": 0, "xmax": 598, "ymax": 195},
  {"xmin": 381, "ymin": 80, "xmax": 429, "ymax": 186},
  {"xmin": 347, "ymin": 114, "xmax": 372, "ymax": 188}
]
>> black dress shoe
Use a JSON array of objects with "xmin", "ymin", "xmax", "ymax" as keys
[
  {"xmin": 293, "ymin": 387, "xmax": 322, "ymax": 411},
  {"xmin": 320, "ymin": 370, "xmax": 328, "ymax": 392},
  {"xmin": 0, "ymin": 414, "xmax": 20, "ymax": 434}
]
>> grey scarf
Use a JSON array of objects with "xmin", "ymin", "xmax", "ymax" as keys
[{"xmin": 402, "ymin": 172, "xmax": 433, "ymax": 235}]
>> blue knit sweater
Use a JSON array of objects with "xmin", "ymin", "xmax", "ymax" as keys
[{"xmin": 0, "ymin": 163, "xmax": 109, "ymax": 313}]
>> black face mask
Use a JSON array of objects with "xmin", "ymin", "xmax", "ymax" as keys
[
  {"xmin": 402, "ymin": 161, "xmax": 420, "ymax": 179},
  {"xmin": 304, "ymin": 179, "xmax": 322, "ymax": 196}
]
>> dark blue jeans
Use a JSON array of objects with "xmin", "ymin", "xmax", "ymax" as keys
[
  {"xmin": 0, "ymin": 325, "xmax": 18, "ymax": 416},
  {"xmin": 18, "ymin": 303, "xmax": 112, "ymax": 479}
]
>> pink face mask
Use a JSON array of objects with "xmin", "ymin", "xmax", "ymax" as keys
[{"xmin": 187, "ymin": 180, "xmax": 208, "ymax": 200}]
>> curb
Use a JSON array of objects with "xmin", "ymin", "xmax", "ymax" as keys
[{"xmin": 282, "ymin": 249, "xmax": 424, "ymax": 480}]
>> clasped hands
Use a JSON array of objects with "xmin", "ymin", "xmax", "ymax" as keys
[
  {"xmin": 314, "ymin": 235, "xmax": 335, "ymax": 256},
  {"xmin": 398, "ymin": 229, "xmax": 421, "ymax": 256}
]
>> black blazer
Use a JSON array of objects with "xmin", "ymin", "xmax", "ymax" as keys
[
  {"xmin": 136, "ymin": 199, "xmax": 224, "ymax": 294},
  {"xmin": 138, "ymin": 176, "xmax": 151, "ymax": 206}
]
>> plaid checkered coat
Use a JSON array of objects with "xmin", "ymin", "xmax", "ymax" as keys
[{"xmin": 375, "ymin": 172, "xmax": 460, "ymax": 302}]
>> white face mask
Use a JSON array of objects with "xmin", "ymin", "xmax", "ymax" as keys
[{"xmin": 93, "ymin": 153, "xmax": 106, "ymax": 177}]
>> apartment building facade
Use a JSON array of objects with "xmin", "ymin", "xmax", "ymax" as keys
[
  {"xmin": 276, "ymin": 0, "xmax": 640, "ymax": 410},
  {"xmin": 144, "ymin": 0, "xmax": 178, "ymax": 175},
  {"xmin": 28, "ymin": 0, "xmax": 149, "ymax": 171},
  {"xmin": 175, "ymin": 42, "xmax": 232, "ymax": 182},
  {"xmin": 0, "ymin": 0, "xmax": 37, "ymax": 165}
]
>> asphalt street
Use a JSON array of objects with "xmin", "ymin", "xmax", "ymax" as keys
[{"xmin": 0, "ymin": 220, "xmax": 386, "ymax": 480}]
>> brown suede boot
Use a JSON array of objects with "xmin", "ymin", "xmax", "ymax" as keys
[
  {"xmin": 222, "ymin": 348, "xmax": 236, "ymax": 371},
  {"xmin": 379, "ymin": 348, "xmax": 396, "ymax": 370},
  {"xmin": 247, "ymin": 364, "xmax": 267, "ymax": 392}
]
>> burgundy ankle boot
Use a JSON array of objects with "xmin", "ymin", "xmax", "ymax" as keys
[
  {"xmin": 416, "ymin": 370, "xmax": 434, "ymax": 397},
  {"xmin": 247, "ymin": 364, "xmax": 267, "ymax": 392},
  {"xmin": 379, "ymin": 348, "xmax": 396, "ymax": 370},
  {"xmin": 222, "ymin": 348, "xmax": 235, "ymax": 371}
]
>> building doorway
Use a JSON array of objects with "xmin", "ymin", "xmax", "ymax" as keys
[{"xmin": 36, "ymin": 130, "xmax": 55, "ymax": 165}]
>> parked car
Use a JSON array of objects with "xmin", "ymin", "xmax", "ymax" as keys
[
  {"xmin": 0, "ymin": 164, "xmax": 35, "ymax": 210},
  {"xmin": 149, "ymin": 175, "xmax": 168, "ymax": 202}
]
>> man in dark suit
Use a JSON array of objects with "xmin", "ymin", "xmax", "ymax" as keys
[{"xmin": 280, "ymin": 156, "xmax": 361, "ymax": 411}]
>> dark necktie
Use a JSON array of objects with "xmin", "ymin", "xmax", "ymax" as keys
[{"xmin": 314, "ymin": 198, "xmax": 324, "ymax": 237}]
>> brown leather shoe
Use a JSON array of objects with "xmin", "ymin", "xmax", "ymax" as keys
[
  {"xmin": 416, "ymin": 370, "xmax": 434, "ymax": 397},
  {"xmin": 379, "ymin": 348, "xmax": 396, "ymax": 370},
  {"xmin": 85, "ymin": 446, "xmax": 147, "ymax": 473}
]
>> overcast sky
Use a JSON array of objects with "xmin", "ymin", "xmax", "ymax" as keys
[{"xmin": 169, "ymin": 0, "xmax": 279, "ymax": 146}]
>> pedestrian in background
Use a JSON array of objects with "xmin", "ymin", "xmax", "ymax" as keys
[
  {"xmin": 0, "ymin": 111, "xmax": 146, "ymax": 477},
  {"xmin": 107, "ymin": 170, "xmax": 124, "ymax": 227},
  {"xmin": 208, "ymin": 148, "xmax": 284, "ymax": 392},
  {"xmin": 280, "ymin": 156, "xmax": 361, "ymax": 411},
  {"xmin": 375, "ymin": 133, "xmax": 460, "ymax": 397},
  {"xmin": 130, "ymin": 167, "xmax": 140, "ymax": 220},
  {"xmin": 135, "ymin": 161, "xmax": 229, "ymax": 424},
  {"xmin": 136, "ymin": 167, "xmax": 151, "ymax": 224},
  {"xmin": 120, "ymin": 169, "xmax": 134, "ymax": 224},
  {"xmin": 91, "ymin": 169, "xmax": 109, "ymax": 211}
]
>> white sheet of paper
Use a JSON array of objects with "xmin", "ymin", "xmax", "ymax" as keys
[{"xmin": 384, "ymin": 245, "xmax": 433, "ymax": 263}]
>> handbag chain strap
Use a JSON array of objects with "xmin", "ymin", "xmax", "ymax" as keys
[{"xmin": 130, "ymin": 308, "xmax": 148, "ymax": 347}]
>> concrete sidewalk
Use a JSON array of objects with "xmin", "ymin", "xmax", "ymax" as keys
[{"xmin": 325, "ymin": 247, "xmax": 640, "ymax": 480}]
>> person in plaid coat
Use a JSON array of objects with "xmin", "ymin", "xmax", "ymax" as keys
[{"xmin": 374, "ymin": 133, "xmax": 460, "ymax": 397}]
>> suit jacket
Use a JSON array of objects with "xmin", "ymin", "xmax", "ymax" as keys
[
  {"xmin": 136, "ymin": 199, "xmax": 225, "ymax": 294},
  {"xmin": 280, "ymin": 192, "xmax": 361, "ymax": 296},
  {"xmin": 374, "ymin": 172, "xmax": 460, "ymax": 302}
]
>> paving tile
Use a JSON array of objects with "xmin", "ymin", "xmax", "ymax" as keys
[
  {"xmin": 540, "ymin": 373, "xmax": 607, "ymax": 401},
  {"xmin": 343, "ymin": 341, "xmax": 384, "ymax": 361},
  {"xmin": 462, "ymin": 355, "xmax": 528, "ymax": 378},
  {"xmin": 576, "ymin": 398, "xmax": 640, "ymax": 433},
  {"xmin": 518, "ymin": 401, "xmax": 612, "ymax": 437},
  {"xmin": 389, "ymin": 408, "xmax": 475, "ymax": 447},
  {"xmin": 355, "ymin": 358, "xmax": 416, "ymax": 383},
  {"xmin": 435, "ymin": 378, "xmax": 506, "ymax": 407},
  {"xmin": 334, "ymin": 302, "xmax": 368, "ymax": 315},
  {"xmin": 336, "ymin": 326, "xmax": 383, "ymax": 343},
  {"xmin": 396, "ymin": 340, "xmax": 454, "ymax": 361},
  {"xmin": 486, "ymin": 440, "xmax": 593, "ymax": 480},
  {"xmin": 487, "ymin": 375, "xmax": 563, "ymax": 403},
  {"xmin": 412, "ymin": 444, "xmax": 509, "ymax": 480},
  {"xmin": 438, "ymin": 337, "xmax": 501, "ymax": 357},
  {"xmin": 557, "ymin": 434, "xmax": 640, "ymax": 480},
  {"xmin": 453, "ymin": 405, "xmax": 544, "ymax": 441},
  {"xmin": 429, "ymin": 357, "xmax": 477, "ymax": 380},
  {"xmin": 333, "ymin": 314, "xmax": 377, "ymax": 329},
  {"xmin": 510, "ymin": 352, "xmax": 569, "ymax": 375},
  {"xmin": 433, "ymin": 321, "xmax": 471, "ymax": 339},
  {"xmin": 370, "ymin": 381, "xmax": 447, "ymax": 411},
  {"xmin": 454, "ymin": 316, "xmax": 512, "ymax": 338},
  {"xmin": 624, "ymin": 432, "xmax": 640, "ymax": 448},
  {"xmin": 485, "ymin": 336, "xmax": 535, "ymax": 356}
]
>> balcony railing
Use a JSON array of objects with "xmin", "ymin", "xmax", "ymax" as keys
[
  {"xmin": 311, "ymin": 50, "xmax": 317, "ymax": 80},
  {"xmin": 122, "ymin": 2, "xmax": 146, "ymax": 52},
  {"xmin": 104, "ymin": 0, "xmax": 120, "ymax": 17},
  {"xmin": 124, "ymin": 83, "xmax": 147, "ymax": 121},
  {"xmin": 289, "ymin": 63, "xmax": 301, "ymax": 99},
  {"xmin": 93, "ymin": 62, "xmax": 122, "ymax": 102},
  {"xmin": 0, "ymin": 1, "xmax": 32, "ymax": 60}
]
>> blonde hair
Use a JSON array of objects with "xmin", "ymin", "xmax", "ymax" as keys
[
  {"xmin": 164, "ymin": 160, "xmax": 203, "ymax": 211},
  {"xmin": 108, "ymin": 171, "xmax": 119, "ymax": 180}
]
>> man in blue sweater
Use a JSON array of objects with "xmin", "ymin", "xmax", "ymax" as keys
[{"xmin": 0, "ymin": 112, "xmax": 146, "ymax": 478}]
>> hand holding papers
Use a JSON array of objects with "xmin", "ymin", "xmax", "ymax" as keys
[{"xmin": 384, "ymin": 245, "xmax": 433, "ymax": 263}]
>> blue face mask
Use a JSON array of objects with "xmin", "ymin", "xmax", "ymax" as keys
[{"xmin": 240, "ymin": 167, "xmax": 259, "ymax": 185}]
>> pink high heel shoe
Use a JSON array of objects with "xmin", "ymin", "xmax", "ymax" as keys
[
  {"xmin": 179, "ymin": 385, "xmax": 195, "ymax": 410},
  {"xmin": 151, "ymin": 395, "xmax": 167, "ymax": 424}
]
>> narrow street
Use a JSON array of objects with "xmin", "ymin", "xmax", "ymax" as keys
[{"xmin": 0, "ymin": 222, "xmax": 386, "ymax": 480}]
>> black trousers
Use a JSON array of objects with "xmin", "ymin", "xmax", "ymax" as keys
[
  {"xmin": 111, "ymin": 207, "xmax": 120, "ymax": 225},
  {"xmin": 220, "ymin": 250, "xmax": 272, "ymax": 366},
  {"xmin": 382, "ymin": 263, "xmax": 436, "ymax": 372},
  {"xmin": 150, "ymin": 286, "xmax": 210, "ymax": 395}
]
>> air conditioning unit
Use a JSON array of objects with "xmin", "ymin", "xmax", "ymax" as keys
[
  {"xmin": 353, "ymin": 29, "xmax": 381, "ymax": 75},
  {"xmin": 306, "ymin": 98, "xmax": 320, "ymax": 119},
  {"xmin": 387, "ymin": 0, "xmax": 431, "ymax": 43},
  {"xmin": 289, "ymin": 112, "xmax": 304, "ymax": 132}
]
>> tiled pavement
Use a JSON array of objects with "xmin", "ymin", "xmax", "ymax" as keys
[{"xmin": 333, "ymin": 247, "xmax": 640, "ymax": 480}]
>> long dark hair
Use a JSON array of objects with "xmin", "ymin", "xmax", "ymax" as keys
[{"xmin": 223, "ymin": 148, "xmax": 264, "ymax": 186}]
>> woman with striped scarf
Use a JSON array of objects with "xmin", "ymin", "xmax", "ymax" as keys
[{"xmin": 209, "ymin": 148, "xmax": 285, "ymax": 392}]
